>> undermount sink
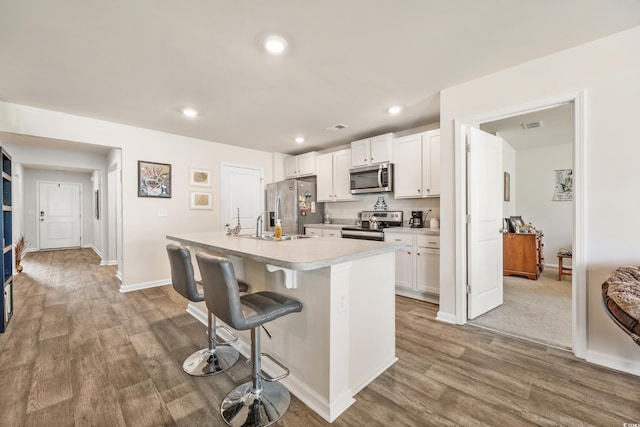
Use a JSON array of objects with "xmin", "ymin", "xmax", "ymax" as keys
[{"xmin": 245, "ymin": 233, "xmax": 312, "ymax": 241}]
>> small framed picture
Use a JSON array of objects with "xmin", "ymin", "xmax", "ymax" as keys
[
  {"xmin": 138, "ymin": 161, "xmax": 171, "ymax": 198},
  {"xmin": 190, "ymin": 191, "xmax": 213, "ymax": 210},
  {"xmin": 509, "ymin": 215, "xmax": 524, "ymax": 231},
  {"xmin": 189, "ymin": 168, "xmax": 211, "ymax": 187}
]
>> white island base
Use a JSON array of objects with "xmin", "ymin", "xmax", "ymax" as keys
[{"xmin": 185, "ymin": 250, "xmax": 396, "ymax": 423}]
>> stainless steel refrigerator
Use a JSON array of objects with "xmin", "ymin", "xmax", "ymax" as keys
[{"xmin": 266, "ymin": 179, "xmax": 324, "ymax": 235}]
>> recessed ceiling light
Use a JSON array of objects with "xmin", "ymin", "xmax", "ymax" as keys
[
  {"xmin": 295, "ymin": 136, "xmax": 305, "ymax": 144},
  {"xmin": 182, "ymin": 108, "xmax": 198, "ymax": 118},
  {"xmin": 264, "ymin": 35, "xmax": 288, "ymax": 55},
  {"xmin": 387, "ymin": 105, "xmax": 402, "ymax": 115}
]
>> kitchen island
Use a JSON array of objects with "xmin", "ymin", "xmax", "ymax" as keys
[{"xmin": 166, "ymin": 232, "xmax": 403, "ymax": 423}]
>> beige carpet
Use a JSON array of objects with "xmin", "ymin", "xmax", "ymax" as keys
[{"xmin": 469, "ymin": 267, "xmax": 572, "ymax": 348}]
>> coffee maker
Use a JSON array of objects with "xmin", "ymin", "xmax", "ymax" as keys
[{"xmin": 409, "ymin": 211, "xmax": 424, "ymax": 228}]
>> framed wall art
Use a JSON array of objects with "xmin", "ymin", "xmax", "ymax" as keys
[
  {"xmin": 190, "ymin": 191, "xmax": 212, "ymax": 210},
  {"xmin": 189, "ymin": 168, "xmax": 211, "ymax": 187},
  {"xmin": 138, "ymin": 161, "xmax": 171, "ymax": 198}
]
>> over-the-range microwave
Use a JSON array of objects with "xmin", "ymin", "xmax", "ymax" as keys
[{"xmin": 349, "ymin": 162, "xmax": 393, "ymax": 194}]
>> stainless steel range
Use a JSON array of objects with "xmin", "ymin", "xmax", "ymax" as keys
[{"xmin": 341, "ymin": 211, "xmax": 403, "ymax": 241}]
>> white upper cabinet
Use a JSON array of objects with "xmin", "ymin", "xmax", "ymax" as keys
[
  {"xmin": 285, "ymin": 152, "xmax": 317, "ymax": 178},
  {"xmin": 393, "ymin": 133, "xmax": 423, "ymax": 198},
  {"xmin": 316, "ymin": 149, "xmax": 353, "ymax": 202},
  {"xmin": 393, "ymin": 129, "xmax": 440, "ymax": 198},
  {"xmin": 422, "ymin": 131, "xmax": 440, "ymax": 197},
  {"xmin": 350, "ymin": 133, "xmax": 393, "ymax": 167}
]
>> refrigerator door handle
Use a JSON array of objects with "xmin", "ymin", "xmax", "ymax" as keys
[{"xmin": 276, "ymin": 195, "xmax": 281, "ymax": 222}]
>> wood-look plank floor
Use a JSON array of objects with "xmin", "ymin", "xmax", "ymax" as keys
[{"xmin": 0, "ymin": 248, "xmax": 638, "ymax": 426}]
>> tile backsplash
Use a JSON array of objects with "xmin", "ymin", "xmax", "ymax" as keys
[{"xmin": 323, "ymin": 194, "xmax": 440, "ymax": 226}]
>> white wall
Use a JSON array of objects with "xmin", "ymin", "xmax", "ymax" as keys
[
  {"xmin": 515, "ymin": 143, "xmax": 572, "ymax": 265},
  {"xmin": 0, "ymin": 101, "xmax": 275, "ymax": 287},
  {"xmin": 502, "ymin": 141, "xmax": 516, "ymax": 217},
  {"xmin": 440, "ymin": 26, "xmax": 640, "ymax": 370},
  {"xmin": 22, "ymin": 169, "xmax": 94, "ymax": 250}
]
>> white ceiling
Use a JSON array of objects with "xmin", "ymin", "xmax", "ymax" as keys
[
  {"xmin": 480, "ymin": 103, "xmax": 574, "ymax": 151},
  {"xmin": 0, "ymin": 1, "xmax": 639, "ymax": 155}
]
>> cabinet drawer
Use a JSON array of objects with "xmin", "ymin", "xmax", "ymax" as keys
[
  {"xmin": 385, "ymin": 233, "xmax": 413, "ymax": 246},
  {"xmin": 417, "ymin": 235, "xmax": 440, "ymax": 248}
]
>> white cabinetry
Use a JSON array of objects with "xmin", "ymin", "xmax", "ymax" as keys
[
  {"xmin": 415, "ymin": 235, "xmax": 440, "ymax": 294},
  {"xmin": 285, "ymin": 152, "xmax": 317, "ymax": 178},
  {"xmin": 351, "ymin": 133, "xmax": 393, "ymax": 167},
  {"xmin": 305, "ymin": 227, "xmax": 341, "ymax": 238},
  {"xmin": 316, "ymin": 149, "xmax": 353, "ymax": 202},
  {"xmin": 385, "ymin": 231, "xmax": 439, "ymax": 303},
  {"xmin": 393, "ymin": 129, "xmax": 440, "ymax": 198}
]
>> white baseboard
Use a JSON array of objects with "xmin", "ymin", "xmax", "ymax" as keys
[
  {"xmin": 119, "ymin": 278, "xmax": 170, "ymax": 293},
  {"xmin": 436, "ymin": 310, "xmax": 457, "ymax": 324},
  {"xmin": 585, "ymin": 349, "xmax": 640, "ymax": 377}
]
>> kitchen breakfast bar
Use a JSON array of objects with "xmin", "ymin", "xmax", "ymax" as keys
[{"xmin": 166, "ymin": 231, "xmax": 403, "ymax": 423}]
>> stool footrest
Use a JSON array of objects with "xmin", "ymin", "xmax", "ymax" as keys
[
  {"xmin": 215, "ymin": 325, "xmax": 239, "ymax": 346},
  {"xmin": 246, "ymin": 353, "xmax": 290, "ymax": 382}
]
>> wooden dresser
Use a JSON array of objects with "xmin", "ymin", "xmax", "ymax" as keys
[{"xmin": 503, "ymin": 231, "xmax": 544, "ymax": 280}]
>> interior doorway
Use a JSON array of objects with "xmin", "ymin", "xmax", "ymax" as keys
[
  {"xmin": 455, "ymin": 92, "xmax": 586, "ymax": 356},
  {"xmin": 468, "ymin": 103, "xmax": 574, "ymax": 348}
]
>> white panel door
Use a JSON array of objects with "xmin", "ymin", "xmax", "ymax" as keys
[
  {"xmin": 222, "ymin": 165, "xmax": 263, "ymax": 234},
  {"xmin": 467, "ymin": 127, "xmax": 504, "ymax": 319},
  {"xmin": 39, "ymin": 182, "xmax": 81, "ymax": 249}
]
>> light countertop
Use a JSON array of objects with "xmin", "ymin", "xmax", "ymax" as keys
[{"xmin": 167, "ymin": 231, "xmax": 404, "ymax": 271}]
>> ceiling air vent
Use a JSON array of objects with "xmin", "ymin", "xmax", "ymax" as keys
[
  {"xmin": 325, "ymin": 123, "xmax": 349, "ymax": 132},
  {"xmin": 521, "ymin": 121, "xmax": 542, "ymax": 130}
]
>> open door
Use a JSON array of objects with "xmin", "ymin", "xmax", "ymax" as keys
[{"xmin": 467, "ymin": 127, "xmax": 504, "ymax": 319}]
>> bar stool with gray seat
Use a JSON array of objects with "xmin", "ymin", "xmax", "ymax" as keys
[
  {"xmin": 166, "ymin": 243, "xmax": 248, "ymax": 376},
  {"xmin": 196, "ymin": 252, "xmax": 303, "ymax": 427}
]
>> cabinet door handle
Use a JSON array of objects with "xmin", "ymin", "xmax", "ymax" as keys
[
  {"xmin": 394, "ymin": 239, "xmax": 402, "ymax": 242},
  {"xmin": 364, "ymin": 158, "xmax": 367, "ymax": 162},
  {"xmin": 418, "ymin": 189, "xmax": 421, "ymax": 193},
  {"xmin": 408, "ymin": 251, "xmax": 411, "ymax": 255},
  {"xmin": 417, "ymin": 252, "xmax": 421, "ymax": 256}
]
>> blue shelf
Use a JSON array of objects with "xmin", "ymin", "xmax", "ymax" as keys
[{"xmin": 0, "ymin": 149, "xmax": 11, "ymax": 333}]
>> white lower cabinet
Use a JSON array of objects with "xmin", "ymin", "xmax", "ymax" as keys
[
  {"xmin": 305, "ymin": 227, "xmax": 342, "ymax": 238},
  {"xmin": 385, "ymin": 232, "xmax": 440, "ymax": 303}
]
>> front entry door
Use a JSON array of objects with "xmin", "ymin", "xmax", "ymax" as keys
[
  {"xmin": 38, "ymin": 182, "xmax": 81, "ymax": 249},
  {"xmin": 467, "ymin": 127, "xmax": 504, "ymax": 319}
]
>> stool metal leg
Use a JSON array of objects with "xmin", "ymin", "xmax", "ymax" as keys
[
  {"xmin": 221, "ymin": 327, "xmax": 291, "ymax": 426},
  {"xmin": 182, "ymin": 311, "xmax": 240, "ymax": 376}
]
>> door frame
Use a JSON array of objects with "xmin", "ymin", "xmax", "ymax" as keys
[
  {"xmin": 36, "ymin": 180, "xmax": 83, "ymax": 250},
  {"xmin": 454, "ymin": 90, "xmax": 586, "ymax": 358}
]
